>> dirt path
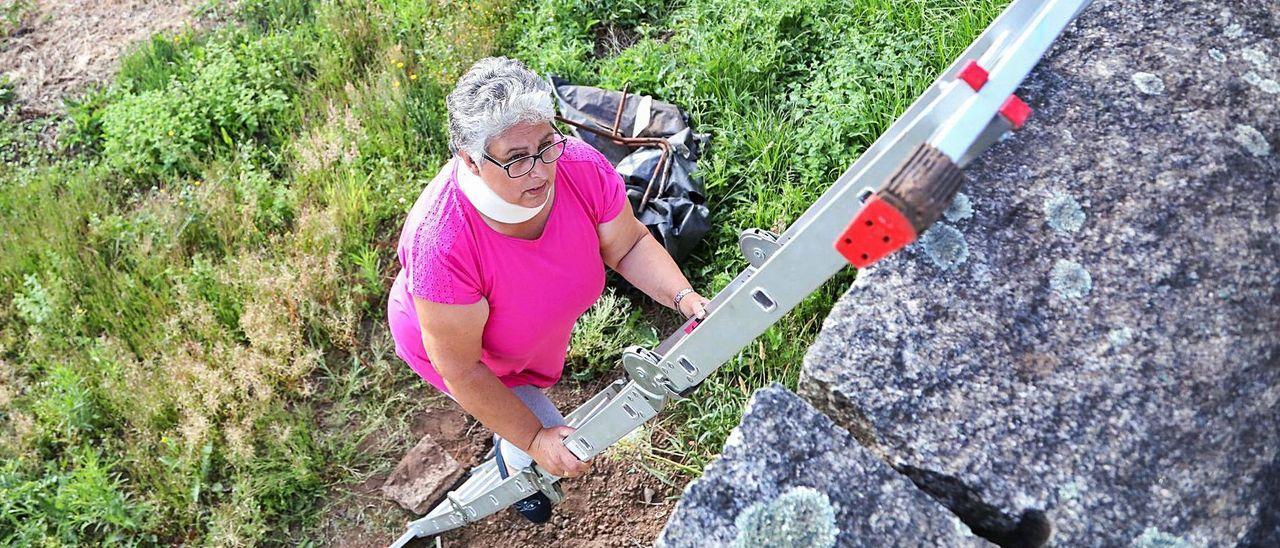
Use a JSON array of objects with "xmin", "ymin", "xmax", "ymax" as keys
[
  {"xmin": 319, "ymin": 377, "xmax": 678, "ymax": 547},
  {"xmin": 0, "ymin": 0, "xmax": 203, "ymax": 115}
]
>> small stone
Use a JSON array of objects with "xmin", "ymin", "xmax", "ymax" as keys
[
  {"xmin": 1224, "ymin": 23, "xmax": 1244, "ymax": 38},
  {"xmin": 381, "ymin": 434, "xmax": 464, "ymax": 514},
  {"xmin": 1233, "ymin": 124, "xmax": 1271, "ymax": 157},
  {"xmin": 1131, "ymin": 72, "xmax": 1165, "ymax": 95},
  {"xmin": 1049, "ymin": 259, "xmax": 1092, "ymax": 299},
  {"xmin": 643, "ymin": 486, "xmax": 656, "ymax": 505},
  {"xmin": 1208, "ymin": 49, "xmax": 1226, "ymax": 62}
]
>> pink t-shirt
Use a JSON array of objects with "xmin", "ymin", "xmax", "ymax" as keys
[{"xmin": 386, "ymin": 137, "xmax": 627, "ymax": 394}]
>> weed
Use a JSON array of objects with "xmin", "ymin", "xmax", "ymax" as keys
[{"xmin": 568, "ymin": 287, "xmax": 658, "ymax": 381}]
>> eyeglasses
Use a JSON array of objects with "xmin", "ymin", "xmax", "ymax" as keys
[{"xmin": 481, "ymin": 128, "xmax": 569, "ymax": 178}]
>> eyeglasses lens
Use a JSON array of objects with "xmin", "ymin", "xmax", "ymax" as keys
[{"xmin": 508, "ymin": 139, "xmax": 567, "ymax": 178}]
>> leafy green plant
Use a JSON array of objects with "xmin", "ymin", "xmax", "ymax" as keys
[
  {"xmin": 118, "ymin": 33, "xmax": 198, "ymax": 94},
  {"xmin": 567, "ymin": 288, "xmax": 657, "ymax": 381},
  {"xmin": 0, "ymin": 447, "xmax": 151, "ymax": 545},
  {"xmin": 99, "ymin": 32, "xmax": 305, "ymax": 176}
]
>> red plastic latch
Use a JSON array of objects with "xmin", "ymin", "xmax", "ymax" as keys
[
  {"xmin": 958, "ymin": 60, "xmax": 989, "ymax": 91},
  {"xmin": 999, "ymin": 95, "xmax": 1032, "ymax": 129},
  {"xmin": 835, "ymin": 196, "xmax": 919, "ymax": 268},
  {"xmin": 683, "ymin": 320, "xmax": 700, "ymax": 334}
]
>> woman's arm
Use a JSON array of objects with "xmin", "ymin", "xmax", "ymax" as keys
[
  {"xmin": 413, "ymin": 296, "xmax": 589, "ymax": 477},
  {"xmin": 598, "ymin": 203, "xmax": 709, "ymax": 319}
]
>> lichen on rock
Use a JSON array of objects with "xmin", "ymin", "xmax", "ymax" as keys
[
  {"xmin": 1131, "ymin": 527, "xmax": 1193, "ymax": 548},
  {"xmin": 944, "ymin": 192, "xmax": 974, "ymax": 223},
  {"xmin": 1243, "ymin": 72, "xmax": 1280, "ymax": 94},
  {"xmin": 1131, "ymin": 72, "xmax": 1165, "ymax": 95},
  {"xmin": 921, "ymin": 224, "xmax": 969, "ymax": 270},
  {"xmin": 1049, "ymin": 259, "xmax": 1092, "ymax": 299},
  {"xmin": 732, "ymin": 487, "xmax": 838, "ymax": 548},
  {"xmin": 1233, "ymin": 124, "xmax": 1271, "ymax": 157},
  {"xmin": 657, "ymin": 386, "xmax": 988, "ymax": 547},
  {"xmin": 1043, "ymin": 192, "xmax": 1085, "ymax": 234}
]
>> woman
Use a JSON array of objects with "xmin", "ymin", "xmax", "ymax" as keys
[{"xmin": 385, "ymin": 57, "xmax": 709, "ymax": 522}]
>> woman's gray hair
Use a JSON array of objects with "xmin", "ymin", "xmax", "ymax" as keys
[{"xmin": 446, "ymin": 57, "xmax": 555, "ymax": 160}]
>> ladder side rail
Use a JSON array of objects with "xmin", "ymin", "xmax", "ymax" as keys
[
  {"xmin": 779, "ymin": 0, "xmax": 1052, "ymax": 241},
  {"xmin": 933, "ymin": 0, "xmax": 1091, "ymax": 162},
  {"xmin": 560, "ymin": 82, "xmax": 979, "ymax": 458},
  {"xmin": 636, "ymin": 83, "xmax": 978, "ymax": 396},
  {"xmin": 641, "ymin": 0, "xmax": 1091, "ymax": 395}
]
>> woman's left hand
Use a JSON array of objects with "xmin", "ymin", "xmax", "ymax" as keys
[{"xmin": 679, "ymin": 291, "xmax": 710, "ymax": 320}]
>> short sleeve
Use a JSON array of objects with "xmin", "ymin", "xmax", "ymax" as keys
[
  {"xmin": 406, "ymin": 192, "xmax": 483, "ymax": 305},
  {"xmin": 562, "ymin": 139, "xmax": 627, "ymax": 224}
]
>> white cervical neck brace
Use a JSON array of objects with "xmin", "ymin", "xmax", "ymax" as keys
[{"xmin": 455, "ymin": 160, "xmax": 549, "ymax": 224}]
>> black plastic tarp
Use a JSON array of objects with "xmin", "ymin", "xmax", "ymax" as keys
[{"xmin": 550, "ymin": 76, "xmax": 711, "ymax": 263}]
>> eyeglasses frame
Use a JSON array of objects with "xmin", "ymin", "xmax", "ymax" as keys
[{"xmin": 480, "ymin": 126, "xmax": 568, "ymax": 179}]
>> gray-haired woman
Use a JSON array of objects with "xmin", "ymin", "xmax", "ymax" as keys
[{"xmin": 385, "ymin": 57, "xmax": 709, "ymax": 522}]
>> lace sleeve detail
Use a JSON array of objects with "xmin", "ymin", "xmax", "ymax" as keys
[
  {"xmin": 561, "ymin": 138, "xmax": 627, "ymax": 224},
  {"xmin": 407, "ymin": 186, "xmax": 482, "ymax": 305}
]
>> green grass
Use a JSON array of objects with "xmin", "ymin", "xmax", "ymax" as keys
[{"xmin": 0, "ymin": 0, "xmax": 1003, "ymax": 543}]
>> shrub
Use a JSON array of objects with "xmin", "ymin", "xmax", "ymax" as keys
[
  {"xmin": 567, "ymin": 287, "xmax": 657, "ymax": 381},
  {"xmin": 99, "ymin": 33, "xmax": 303, "ymax": 177},
  {"xmin": 0, "ymin": 447, "xmax": 150, "ymax": 546}
]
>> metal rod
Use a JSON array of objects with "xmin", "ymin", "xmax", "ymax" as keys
[{"xmin": 555, "ymin": 114, "xmax": 674, "ymax": 210}]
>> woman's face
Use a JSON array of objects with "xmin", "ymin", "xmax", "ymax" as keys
[{"xmin": 465, "ymin": 121, "xmax": 558, "ymax": 209}]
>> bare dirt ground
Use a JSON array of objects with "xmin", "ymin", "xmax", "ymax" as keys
[
  {"xmin": 317, "ymin": 377, "xmax": 678, "ymax": 547},
  {"xmin": 0, "ymin": 0, "xmax": 204, "ymax": 115}
]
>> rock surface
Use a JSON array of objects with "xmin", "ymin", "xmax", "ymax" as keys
[
  {"xmin": 381, "ymin": 434, "xmax": 463, "ymax": 514},
  {"xmin": 800, "ymin": 0, "xmax": 1279, "ymax": 546},
  {"xmin": 658, "ymin": 385, "xmax": 990, "ymax": 547}
]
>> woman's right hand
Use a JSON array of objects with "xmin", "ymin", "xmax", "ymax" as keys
[{"xmin": 526, "ymin": 425, "xmax": 591, "ymax": 478}]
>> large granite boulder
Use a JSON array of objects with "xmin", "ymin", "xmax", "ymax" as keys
[
  {"xmin": 658, "ymin": 385, "xmax": 990, "ymax": 547},
  {"xmin": 800, "ymin": 0, "xmax": 1279, "ymax": 546}
]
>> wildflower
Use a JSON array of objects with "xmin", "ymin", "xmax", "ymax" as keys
[
  {"xmin": 410, "ymin": 74, "xmax": 418, "ymax": 81},
  {"xmin": 168, "ymin": 130, "xmax": 175, "ymax": 136},
  {"xmin": 392, "ymin": 80, "xmax": 400, "ymax": 88}
]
